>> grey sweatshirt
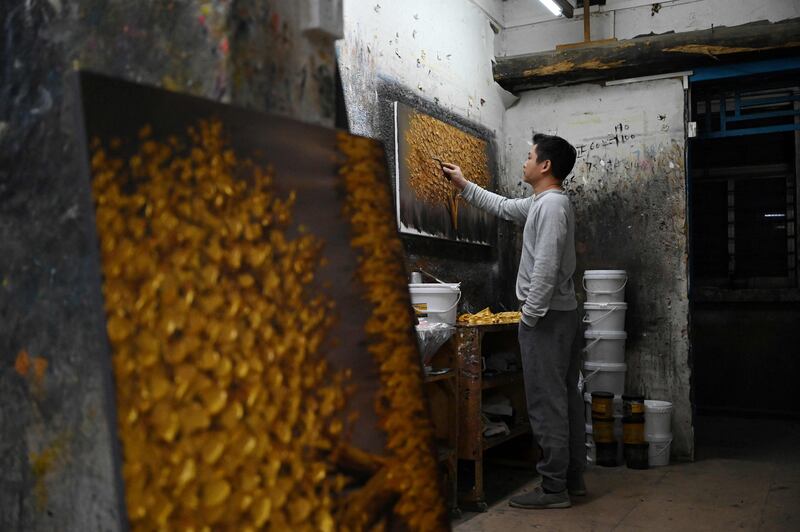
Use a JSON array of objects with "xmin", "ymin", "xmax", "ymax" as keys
[{"xmin": 461, "ymin": 183, "xmax": 577, "ymax": 327}]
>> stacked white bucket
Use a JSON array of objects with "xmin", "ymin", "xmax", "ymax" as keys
[
  {"xmin": 645, "ymin": 400, "xmax": 673, "ymax": 466},
  {"xmin": 582, "ymin": 270, "xmax": 628, "ymax": 466}
]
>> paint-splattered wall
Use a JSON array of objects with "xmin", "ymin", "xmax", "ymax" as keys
[
  {"xmin": 504, "ymin": 79, "xmax": 693, "ymax": 459},
  {"xmin": 0, "ymin": 1, "xmax": 339, "ymax": 530},
  {"xmin": 338, "ymin": 0, "xmax": 517, "ymax": 312},
  {"xmin": 231, "ymin": 0, "xmax": 339, "ymax": 125}
]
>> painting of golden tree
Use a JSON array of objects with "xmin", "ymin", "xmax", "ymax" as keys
[{"xmin": 395, "ymin": 102, "xmax": 496, "ymax": 244}]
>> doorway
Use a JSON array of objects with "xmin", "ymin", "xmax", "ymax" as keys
[{"xmin": 688, "ymin": 59, "xmax": 800, "ymax": 417}]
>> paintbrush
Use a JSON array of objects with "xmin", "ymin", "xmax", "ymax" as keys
[{"xmin": 431, "ymin": 157, "xmax": 450, "ymax": 180}]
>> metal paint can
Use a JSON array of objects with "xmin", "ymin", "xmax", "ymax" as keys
[
  {"xmin": 623, "ymin": 416, "xmax": 645, "ymax": 444},
  {"xmin": 591, "ymin": 391, "xmax": 614, "ymax": 420},
  {"xmin": 623, "ymin": 394, "xmax": 645, "ymax": 417}
]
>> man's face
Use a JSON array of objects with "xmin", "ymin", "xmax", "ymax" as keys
[{"xmin": 522, "ymin": 144, "xmax": 546, "ymax": 186}]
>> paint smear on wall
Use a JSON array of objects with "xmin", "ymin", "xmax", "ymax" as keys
[{"xmin": 29, "ymin": 433, "xmax": 71, "ymax": 510}]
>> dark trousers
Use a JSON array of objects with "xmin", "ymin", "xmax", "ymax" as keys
[{"xmin": 518, "ymin": 309, "xmax": 585, "ymax": 492}]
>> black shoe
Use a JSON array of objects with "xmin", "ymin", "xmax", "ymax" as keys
[{"xmin": 509, "ymin": 487, "xmax": 571, "ymax": 509}]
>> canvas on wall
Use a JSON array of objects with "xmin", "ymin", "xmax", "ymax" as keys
[{"xmin": 394, "ymin": 101, "xmax": 497, "ymax": 245}]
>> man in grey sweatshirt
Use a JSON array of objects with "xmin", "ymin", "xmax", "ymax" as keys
[{"xmin": 443, "ymin": 133, "xmax": 584, "ymax": 509}]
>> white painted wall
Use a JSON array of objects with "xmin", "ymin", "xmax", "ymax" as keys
[
  {"xmin": 469, "ymin": 0, "xmax": 506, "ymax": 27},
  {"xmin": 505, "ymin": 79, "xmax": 685, "ymax": 170},
  {"xmin": 499, "ymin": 0, "xmax": 800, "ymax": 56},
  {"xmin": 338, "ymin": 0, "xmax": 506, "ymax": 141}
]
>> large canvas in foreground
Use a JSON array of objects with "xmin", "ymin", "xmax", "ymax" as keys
[
  {"xmin": 74, "ymin": 72, "xmax": 447, "ymax": 531},
  {"xmin": 394, "ymin": 102, "xmax": 496, "ymax": 245}
]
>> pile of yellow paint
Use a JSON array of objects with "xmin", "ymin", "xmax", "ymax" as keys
[{"xmin": 457, "ymin": 307, "xmax": 521, "ymax": 325}]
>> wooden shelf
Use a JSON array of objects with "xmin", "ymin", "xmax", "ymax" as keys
[
  {"xmin": 455, "ymin": 324, "xmax": 528, "ymax": 509},
  {"xmin": 483, "ymin": 423, "xmax": 531, "ymax": 451},
  {"xmin": 481, "ymin": 371, "xmax": 523, "ymax": 390}
]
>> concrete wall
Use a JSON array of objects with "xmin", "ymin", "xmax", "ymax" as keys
[
  {"xmin": 505, "ymin": 78, "xmax": 693, "ymax": 458},
  {"xmin": 500, "ymin": 0, "xmax": 800, "ymax": 56},
  {"xmin": 338, "ymin": 0, "xmax": 517, "ymax": 311},
  {"xmin": 0, "ymin": 1, "xmax": 339, "ymax": 530}
]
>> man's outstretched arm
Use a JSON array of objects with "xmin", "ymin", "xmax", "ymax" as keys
[{"xmin": 442, "ymin": 163, "xmax": 531, "ymax": 225}]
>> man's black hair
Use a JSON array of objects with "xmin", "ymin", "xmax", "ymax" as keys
[{"xmin": 532, "ymin": 133, "xmax": 577, "ymax": 182}]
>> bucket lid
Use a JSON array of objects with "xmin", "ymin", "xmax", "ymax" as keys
[
  {"xmin": 585, "ymin": 330, "xmax": 627, "ymax": 340},
  {"xmin": 584, "ymin": 361, "xmax": 627, "ymax": 372},
  {"xmin": 584, "ymin": 392, "xmax": 622, "ymax": 402},
  {"xmin": 590, "ymin": 391, "xmax": 614, "ymax": 399},
  {"xmin": 583, "ymin": 270, "xmax": 627, "ymax": 279},
  {"xmin": 584, "ymin": 302, "xmax": 628, "ymax": 310},
  {"xmin": 408, "ymin": 283, "xmax": 461, "ymax": 293},
  {"xmin": 645, "ymin": 433, "xmax": 673, "ymax": 442},
  {"xmin": 644, "ymin": 400, "xmax": 673, "ymax": 412}
]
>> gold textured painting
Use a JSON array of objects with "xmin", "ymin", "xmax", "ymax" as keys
[
  {"xmin": 75, "ymin": 73, "xmax": 447, "ymax": 531},
  {"xmin": 394, "ymin": 101, "xmax": 496, "ymax": 244}
]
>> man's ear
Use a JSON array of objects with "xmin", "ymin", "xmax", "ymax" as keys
[{"xmin": 541, "ymin": 159, "xmax": 552, "ymax": 174}]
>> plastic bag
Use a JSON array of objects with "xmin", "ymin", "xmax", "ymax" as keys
[{"xmin": 414, "ymin": 320, "xmax": 456, "ymax": 367}]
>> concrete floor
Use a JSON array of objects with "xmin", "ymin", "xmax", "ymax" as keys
[{"xmin": 454, "ymin": 416, "xmax": 800, "ymax": 531}]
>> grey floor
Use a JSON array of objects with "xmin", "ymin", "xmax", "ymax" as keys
[{"xmin": 454, "ymin": 416, "xmax": 800, "ymax": 531}]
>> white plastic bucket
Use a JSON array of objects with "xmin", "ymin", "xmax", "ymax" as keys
[
  {"xmin": 583, "ymin": 270, "xmax": 627, "ymax": 303},
  {"xmin": 408, "ymin": 283, "xmax": 461, "ymax": 325},
  {"xmin": 646, "ymin": 432, "xmax": 672, "ymax": 467},
  {"xmin": 584, "ymin": 330, "xmax": 627, "ymax": 363},
  {"xmin": 583, "ymin": 361, "xmax": 627, "ymax": 396},
  {"xmin": 583, "ymin": 392, "xmax": 622, "ymax": 424},
  {"xmin": 583, "ymin": 302, "xmax": 627, "ymax": 333},
  {"xmin": 644, "ymin": 400, "xmax": 673, "ymax": 437}
]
